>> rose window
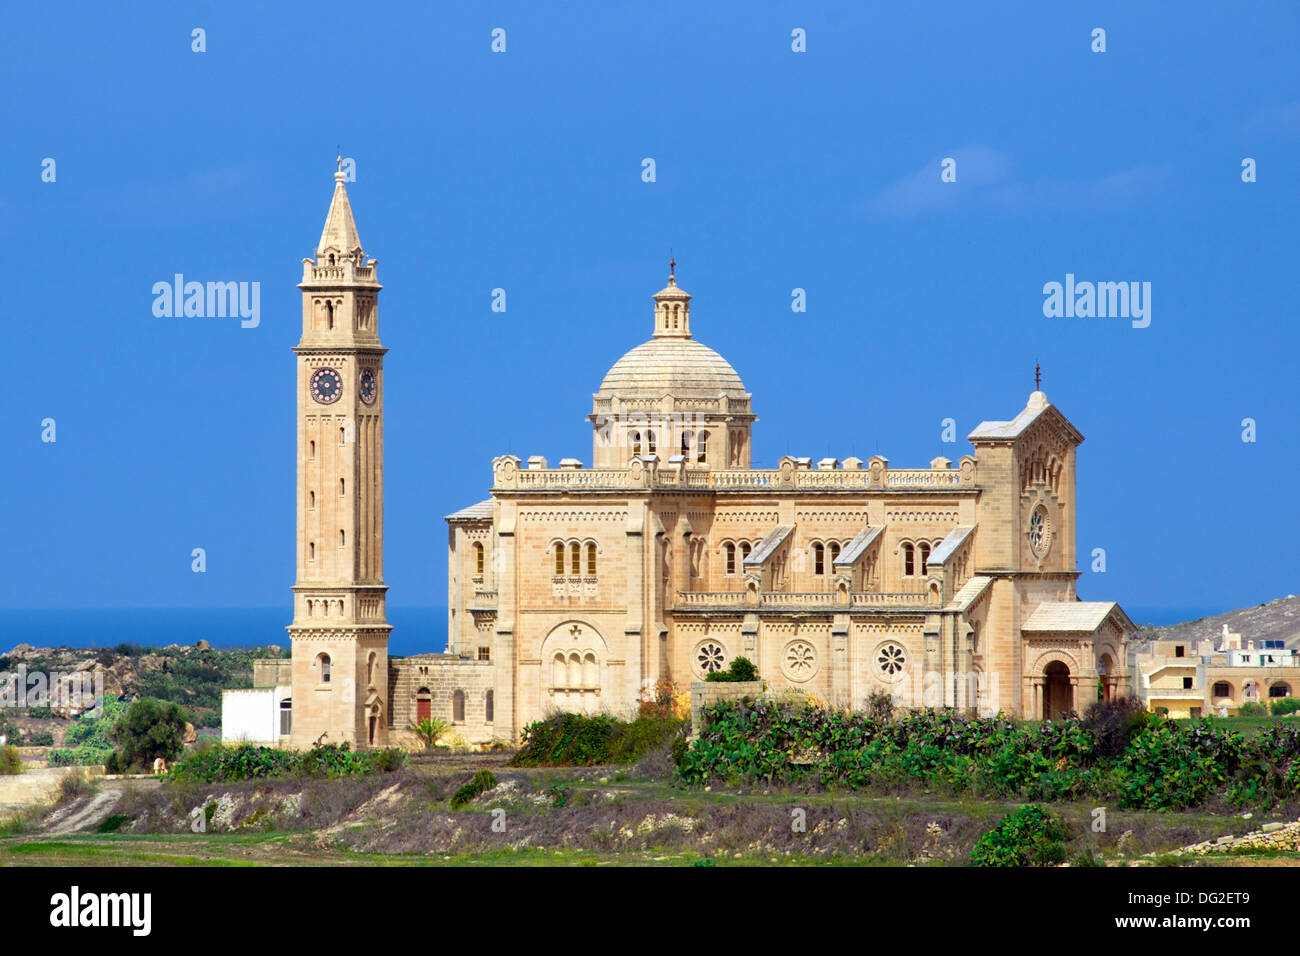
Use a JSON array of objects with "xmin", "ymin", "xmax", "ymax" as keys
[
  {"xmin": 782, "ymin": 640, "xmax": 817, "ymax": 681},
  {"xmin": 1028, "ymin": 507, "xmax": 1052, "ymax": 556},
  {"xmin": 877, "ymin": 643, "xmax": 907, "ymax": 679},
  {"xmin": 696, "ymin": 641, "xmax": 726, "ymax": 674}
]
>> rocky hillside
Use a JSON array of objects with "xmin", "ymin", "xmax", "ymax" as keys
[
  {"xmin": 1134, "ymin": 594, "xmax": 1300, "ymax": 648},
  {"xmin": 0, "ymin": 642, "xmax": 288, "ymax": 726}
]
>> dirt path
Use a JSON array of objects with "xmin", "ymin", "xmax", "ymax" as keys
[{"xmin": 42, "ymin": 778, "xmax": 161, "ymax": 836}]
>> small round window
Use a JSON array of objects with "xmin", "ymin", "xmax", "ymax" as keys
[
  {"xmin": 876, "ymin": 642, "xmax": 907, "ymax": 681},
  {"xmin": 696, "ymin": 641, "xmax": 726, "ymax": 676}
]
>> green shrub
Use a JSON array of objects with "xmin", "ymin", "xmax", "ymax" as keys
[
  {"xmin": 0, "ymin": 746, "xmax": 23, "ymax": 775},
  {"xmin": 450, "ymin": 770, "xmax": 498, "ymax": 809},
  {"xmin": 110, "ymin": 698, "xmax": 187, "ymax": 773},
  {"xmin": 1238, "ymin": 702, "xmax": 1268, "ymax": 717},
  {"xmin": 1271, "ymin": 698, "xmax": 1300, "ymax": 716},
  {"xmin": 96, "ymin": 814, "xmax": 132, "ymax": 834},
  {"xmin": 704, "ymin": 656, "xmax": 760, "ymax": 683},
  {"xmin": 970, "ymin": 805, "xmax": 1070, "ymax": 867},
  {"xmin": 510, "ymin": 712, "xmax": 686, "ymax": 767},
  {"xmin": 48, "ymin": 746, "xmax": 113, "ymax": 768},
  {"xmin": 169, "ymin": 742, "xmax": 404, "ymax": 783},
  {"xmin": 25, "ymin": 732, "xmax": 55, "ymax": 747}
]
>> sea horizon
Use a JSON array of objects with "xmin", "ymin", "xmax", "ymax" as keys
[{"xmin": 0, "ymin": 604, "xmax": 1237, "ymax": 657}]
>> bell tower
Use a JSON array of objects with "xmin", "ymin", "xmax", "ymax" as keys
[{"xmin": 287, "ymin": 160, "xmax": 390, "ymax": 750}]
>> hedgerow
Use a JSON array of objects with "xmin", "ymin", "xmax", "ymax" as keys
[
  {"xmin": 676, "ymin": 698, "xmax": 1300, "ymax": 811},
  {"xmin": 510, "ymin": 712, "xmax": 687, "ymax": 767},
  {"xmin": 169, "ymin": 743, "xmax": 405, "ymax": 782}
]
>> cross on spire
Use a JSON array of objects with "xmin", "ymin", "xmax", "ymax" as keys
[
  {"xmin": 1034, "ymin": 362, "xmax": 1042, "ymax": 391},
  {"xmin": 669, "ymin": 252, "xmax": 675, "ymax": 280}
]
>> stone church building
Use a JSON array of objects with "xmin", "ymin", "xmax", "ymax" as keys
[{"xmin": 223, "ymin": 166, "xmax": 1135, "ymax": 750}]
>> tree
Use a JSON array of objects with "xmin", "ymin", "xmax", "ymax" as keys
[
  {"xmin": 110, "ymin": 698, "xmax": 187, "ymax": 772},
  {"xmin": 409, "ymin": 717, "xmax": 450, "ymax": 750}
]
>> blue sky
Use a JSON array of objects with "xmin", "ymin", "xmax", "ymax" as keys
[{"xmin": 2, "ymin": 1, "xmax": 1297, "ymax": 627}]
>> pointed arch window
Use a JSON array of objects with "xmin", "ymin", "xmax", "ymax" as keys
[
  {"xmin": 919, "ymin": 542, "xmax": 931, "ymax": 576},
  {"xmin": 630, "ymin": 431, "xmax": 642, "ymax": 457},
  {"xmin": 739, "ymin": 542, "xmax": 752, "ymax": 561},
  {"xmin": 473, "ymin": 542, "xmax": 485, "ymax": 575},
  {"xmin": 828, "ymin": 542, "xmax": 841, "ymax": 564},
  {"xmin": 570, "ymin": 541, "xmax": 581, "ymax": 575},
  {"xmin": 317, "ymin": 653, "xmax": 331, "ymax": 684},
  {"xmin": 586, "ymin": 542, "xmax": 597, "ymax": 575},
  {"xmin": 452, "ymin": 689, "xmax": 465, "ymax": 723},
  {"xmin": 554, "ymin": 542, "xmax": 565, "ymax": 575}
]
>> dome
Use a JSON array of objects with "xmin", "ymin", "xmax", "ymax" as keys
[{"xmin": 597, "ymin": 337, "xmax": 747, "ymax": 398}]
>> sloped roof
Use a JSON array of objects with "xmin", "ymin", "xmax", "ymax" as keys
[
  {"xmin": 445, "ymin": 499, "xmax": 494, "ymax": 522},
  {"xmin": 833, "ymin": 526, "xmax": 884, "ymax": 568},
  {"xmin": 743, "ymin": 525, "xmax": 793, "ymax": 567},
  {"xmin": 947, "ymin": 575, "xmax": 993, "ymax": 612},
  {"xmin": 967, "ymin": 391, "xmax": 1083, "ymax": 445},
  {"xmin": 1023, "ymin": 601, "xmax": 1122, "ymax": 633},
  {"xmin": 927, "ymin": 525, "xmax": 975, "ymax": 565},
  {"xmin": 318, "ymin": 173, "xmax": 362, "ymax": 255}
]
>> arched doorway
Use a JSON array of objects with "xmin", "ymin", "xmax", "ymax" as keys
[
  {"xmin": 1097, "ymin": 653, "xmax": 1114, "ymax": 701},
  {"xmin": 1043, "ymin": 661, "xmax": 1073, "ymax": 720}
]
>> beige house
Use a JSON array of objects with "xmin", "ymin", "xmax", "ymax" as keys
[
  {"xmin": 1133, "ymin": 625, "xmax": 1300, "ymax": 718},
  {"xmin": 224, "ymin": 165, "xmax": 1138, "ymax": 749}
]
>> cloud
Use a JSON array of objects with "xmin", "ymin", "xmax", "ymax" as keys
[{"xmin": 868, "ymin": 147, "xmax": 1169, "ymax": 219}]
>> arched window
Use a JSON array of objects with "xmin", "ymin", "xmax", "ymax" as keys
[
  {"xmin": 567, "ymin": 653, "xmax": 581, "ymax": 688},
  {"xmin": 586, "ymin": 542, "xmax": 597, "ymax": 575},
  {"xmin": 583, "ymin": 653, "xmax": 597, "ymax": 687},
  {"xmin": 570, "ymin": 541, "xmax": 581, "ymax": 575},
  {"xmin": 919, "ymin": 542, "xmax": 931, "ymax": 576},
  {"xmin": 317, "ymin": 653, "xmax": 331, "ymax": 684},
  {"xmin": 725, "ymin": 542, "xmax": 736, "ymax": 575},
  {"xmin": 325, "ymin": 300, "xmax": 334, "ymax": 329},
  {"xmin": 309, "ymin": 541, "xmax": 315, "ymax": 561},
  {"xmin": 309, "ymin": 440, "xmax": 316, "ymax": 458},
  {"xmin": 416, "ymin": 688, "xmax": 432, "ymax": 722},
  {"xmin": 279, "ymin": 699, "xmax": 292, "ymax": 736},
  {"xmin": 681, "ymin": 431, "xmax": 692, "ymax": 457},
  {"xmin": 339, "ymin": 529, "xmax": 345, "ymax": 547},
  {"xmin": 309, "ymin": 490, "xmax": 315, "ymax": 509},
  {"xmin": 339, "ymin": 478, "xmax": 345, "ymax": 496},
  {"xmin": 647, "ymin": 430, "xmax": 657, "ymax": 455},
  {"xmin": 339, "ymin": 427, "xmax": 346, "ymax": 444},
  {"xmin": 452, "ymin": 689, "xmax": 465, "ymax": 722},
  {"xmin": 813, "ymin": 543, "xmax": 825, "ymax": 575},
  {"xmin": 485, "ymin": 690, "xmax": 494, "ymax": 723},
  {"xmin": 630, "ymin": 431, "xmax": 641, "ymax": 456},
  {"xmin": 1212, "ymin": 681, "xmax": 1231, "ymax": 698},
  {"xmin": 740, "ymin": 542, "xmax": 752, "ymax": 561},
  {"xmin": 552, "ymin": 654, "xmax": 566, "ymax": 687},
  {"xmin": 697, "ymin": 431, "xmax": 708, "ymax": 464},
  {"xmin": 903, "ymin": 543, "xmax": 915, "ymax": 576},
  {"xmin": 828, "ymin": 542, "xmax": 841, "ymax": 563},
  {"xmin": 554, "ymin": 542, "xmax": 565, "ymax": 575},
  {"xmin": 1270, "ymin": 683, "xmax": 1291, "ymax": 699},
  {"xmin": 473, "ymin": 542, "xmax": 485, "ymax": 575}
]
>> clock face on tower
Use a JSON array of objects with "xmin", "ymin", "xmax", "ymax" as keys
[
  {"xmin": 309, "ymin": 367, "xmax": 343, "ymax": 405},
  {"xmin": 359, "ymin": 368, "xmax": 377, "ymax": 405}
]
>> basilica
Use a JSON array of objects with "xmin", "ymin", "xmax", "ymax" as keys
[{"xmin": 223, "ymin": 166, "xmax": 1135, "ymax": 749}]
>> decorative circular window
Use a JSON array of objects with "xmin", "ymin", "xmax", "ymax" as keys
[
  {"xmin": 1028, "ymin": 506, "xmax": 1052, "ymax": 557},
  {"xmin": 782, "ymin": 639, "xmax": 819, "ymax": 682},
  {"xmin": 695, "ymin": 641, "xmax": 726, "ymax": 676},
  {"xmin": 876, "ymin": 642, "xmax": 907, "ymax": 682}
]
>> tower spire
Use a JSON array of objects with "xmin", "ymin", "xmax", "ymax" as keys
[
  {"xmin": 651, "ymin": 261, "xmax": 691, "ymax": 338},
  {"xmin": 317, "ymin": 161, "xmax": 362, "ymax": 259}
]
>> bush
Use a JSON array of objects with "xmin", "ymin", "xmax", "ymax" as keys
[
  {"xmin": 409, "ymin": 717, "xmax": 450, "ymax": 750},
  {"xmin": 970, "ymin": 805, "xmax": 1071, "ymax": 867},
  {"xmin": 704, "ymin": 656, "xmax": 760, "ymax": 683},
  {"xmin": 1081, "ymin": 696, "xmax": 1149, "ymax": 758},
  {"xmin": 110, "ymin": 698, "xmax": 188, "ymax": 773},
  {"xmin": 47, "ymin": 746, "xmax": 114, "ymax": 768},
  {"xmin": 1238, "ymin": 702, "xmax": 1268, "ymax": 716},
  {"xmin": 26, "ymin": 732, "xmax": 55, "ymax": 747},
  {"xmin": 450, "ymin": 770, "xmax": 498, "ymax": 809},
  {"xmin": 510, "ymin": 712, "xmax": 687, "ymax": 767},
  {"xmin": 0, "ymin": 746, "xmax": 23, "ymax": 775},
  {"xmin": 57, "ymin": 769, "xmax": 92, "ymax": 802},
  {"xmin": 1271, "ymin": 698, "xmax": 1300, "ymax": 716},
  {"xmin": 169, "ymin": 743, "xmax": 403, "ymax": 783}
]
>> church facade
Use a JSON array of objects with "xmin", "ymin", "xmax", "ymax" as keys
[{"xmin": 225, "ymin": 167, "xmax": 1136, "ymax": 750}]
